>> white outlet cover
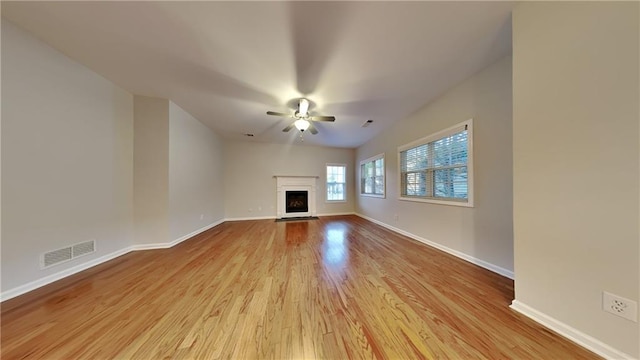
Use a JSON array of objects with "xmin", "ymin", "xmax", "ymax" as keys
[{"xmin": 603, "ymin": 291, "xmax": 638, "ymax": 322}]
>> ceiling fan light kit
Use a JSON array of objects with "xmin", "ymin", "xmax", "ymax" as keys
[{"xmin": 294, "ymin": 119, "xmax": 310, "ymax": 132}]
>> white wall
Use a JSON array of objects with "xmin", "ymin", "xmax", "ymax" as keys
[
  {"xmin": 169, "ymin": 102, "xmax": 224, "ymax": 241},
  {"xmin": 1, "ymin": 20, "xmax": 134, "ymax": 292},
  {"xmin": 356, "ymin": 56, "xmax": 513, "ymax": 276},
  {"xmin": 512, "ymin": 3, "xmax": 639, "ymax": 358},
  {"xmin": 133, "ymin": 95, "xmax": 169, "ymax": 245},
  {"xmin": 223, "ymin": 140, "xmax": 355, "ymax": 219},
  {"xmin": 133, "ymin": 98, "xmax": 225, "ymax": 245},
  {"xmin": 0, "ymin": 21, "xmax": 226, "ymax": 298}
]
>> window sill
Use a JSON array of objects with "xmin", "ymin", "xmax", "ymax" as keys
[
  {"xmin": 326, "ymin": 200, "xmax": 347, "ymax": 203},
  {"xmin": 360, "ymin": 194, "xmax": 385, "ymax": 199},
  {"xmin": 398, "ymin": 196, "xmax": 473, "ymax": 208}
]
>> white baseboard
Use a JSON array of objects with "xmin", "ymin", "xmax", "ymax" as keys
[
  {"xmin": 224, "ymin": 212, "xmax": 356, "ymax": 222},
  {"xmin": 0, "ymin": 247, "xmax": 131, "ymax": 302},
  {"xmin": 169, "ymin": 219, "xmax": 225, "ymax": 246},
  {"xmin": 225, "ymin": 215, "xmax": 276, "ymax": 221},
  {"xmin": 317, "ymin": 212, "xmax": 356, "ymax": 217},
  {"xmin": 355, "ymin": 213, "xmax": 514, "ymax": 279},
  {"xmin": 1, "ymin": 219, "xmax": 225, "ymax": 302},
  {"xmin": 510, "ymin": 300, "xmax": 634, "ymax": 360},
  {"xmin": 130, "ymin": 219, "xmax": 225, "ymax": 251}
]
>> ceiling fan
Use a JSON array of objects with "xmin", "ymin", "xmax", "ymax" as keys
[{"xmin": 266, "ymin": 98, "xmax": 335, "ymax": 134}]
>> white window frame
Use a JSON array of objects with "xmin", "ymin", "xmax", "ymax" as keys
[
  {"xmin": 359, "ymin": 153, "xmax": 385, "ymax": 198},
  {"xmin": 326, "ymin": 163, "xmax": 347, "ymax": 202},
  {"xmin": 397, "ymin": 119, "xmax": 473, "ymax": 207}
]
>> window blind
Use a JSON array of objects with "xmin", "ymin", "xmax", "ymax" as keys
[
  {"xmin": 399, "ymin": 122, "xmax": 469, "ymax": 202},
  {"xmin": 360, "ymin": 154, "xmax": 384, "ymax": 196}
]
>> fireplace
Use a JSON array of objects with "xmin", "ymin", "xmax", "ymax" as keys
[
  {"xmin": 275, "ymin": 176, "xmax": 317, "ymax": 219},
  {"xmin": 286, "ymin": 191, "xmax": 309, "ymax": 213}
]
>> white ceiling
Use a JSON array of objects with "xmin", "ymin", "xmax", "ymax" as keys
[{"xmin": 2, "ymin": 1, "xmax": 513, "ymax": 148}]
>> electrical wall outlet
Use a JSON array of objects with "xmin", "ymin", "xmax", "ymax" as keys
[{"xmin": 603, "ymin": 291, "xmax": 637, "ymax": 322}]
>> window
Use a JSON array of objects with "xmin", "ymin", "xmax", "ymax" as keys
[
  {"xmin": 360, "ymin": 154, "xmax": 385, "ymax": 197},
  {"xmin": 398, "ymin": 119, "xmax": 473, "ymax": 207},
  {"xmin": 326, "ymin": 164, "xmax": 346, "ymax": 201}
]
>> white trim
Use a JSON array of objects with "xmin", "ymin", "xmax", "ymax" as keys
[
  {"xmin": 359, "ymin": 153, "xmax": 386, "ymax": 197},
  {"xmin": 355, "ymin": 213, "xmax": 514, "ymax": 279},
  {"xmin": 398, "ymin": 196, "xmax": 474, "ymax": 208},
  {"xmin": 273, "ymin": 175, "xmax": 319, "ymax": 178},
  {"xmin": 360, "ymin": 153, "xmax": 385, "ymax": 166},
  {"xmin": 169, "ymin": 220, "xmax": 224, "ymax": 246},
  {"xmin": 397, "ymin": 118, "xmax": 474, "ymax": 208},
  {"xmin": 510, "ymin": 300, "xmax": 634, "ymax": 360},
  {"xmin": 1, "ymin": 219, "xmax": 225, "ymax": 302},
  {"xmin": 398, "ymin": 120, "xmax": 469, "ymax": 152},
  {"xmin": 130, "ymin": 219, "xmax": 225, "ymax": 251},
  {"xmin": 1, "ymin": 247, "xmax": 131, "ymax": 302},
  {"xmin": 317, "ymin": 212, "xmax": 356, "ymax": 217},
  {"xmin": 326, "ymin": 163, "xmax": 347, "ymax": 202},
  {"xmin": 360, "ymin": 193, "xmax": 385, "ymax": 199},
  {"xmin": 129, "ymin": 243, "xmax": 171, "ymax": 251},
  {"xmin": 225, "ymin": 216, "xmax": 277, "ymax": 221},
  {"xmin": 275, "ymin": 176, "xmax": 318, "ymax": 219},
  {"xmin": 226, "ymin": 213, "xmax": 356, "ymax": 220}
]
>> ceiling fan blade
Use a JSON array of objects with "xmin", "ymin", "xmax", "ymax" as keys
[
  {"xmin": 282, "ymin": 123, "xmax": 295, "ymax": 132},
  {"xmin": 308, "ymin": 122, "xmax": 318, "ymax": 135},
  {"xmin": 267, "ymin": 111, "xmax": 291, "ymax": 118},
  {"xmin": 309, "ymin": 115, "xmax": 335, "ymax": 122}
]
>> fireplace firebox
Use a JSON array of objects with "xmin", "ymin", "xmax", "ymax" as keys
[{"xmin": 285, "ymin": 191, "xmax": 309, "ymax": 213}]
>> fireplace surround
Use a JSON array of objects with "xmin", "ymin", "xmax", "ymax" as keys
[{"xmin": 275, "ymin": 176, "xmax": 317, "ymax": 219}]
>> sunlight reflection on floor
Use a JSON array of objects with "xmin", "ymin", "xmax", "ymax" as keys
[{"xmin": 323, "ymin": 222, "xmax": 348, "ymax": 267}]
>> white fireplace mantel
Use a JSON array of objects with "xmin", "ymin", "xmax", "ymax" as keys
[{"xmin": 275, "ymin": 176, "xmax": 318, "ymax": 219}]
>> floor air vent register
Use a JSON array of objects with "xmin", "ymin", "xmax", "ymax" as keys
[{"xmin": 41, "ymin": 240, "xmax": 96, "ymax": 268}]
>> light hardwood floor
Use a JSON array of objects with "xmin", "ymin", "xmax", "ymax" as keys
[{"xmin": 2, "ymin": 215, "xmax": 599, "ymax": 359}]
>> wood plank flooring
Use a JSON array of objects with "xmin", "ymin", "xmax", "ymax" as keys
[{"xmin": 2, "ymin": 215, "xmax": 599, "ymax": 359}]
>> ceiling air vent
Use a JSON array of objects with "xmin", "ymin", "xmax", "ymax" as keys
[{"xmin": 41, "ymin": 240, "xmax": 96, "ymax": 269}]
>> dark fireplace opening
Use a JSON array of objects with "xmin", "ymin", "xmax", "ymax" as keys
[{"xmin": 286, "ymin": 191, "xmax": 308, "ymax": 213}]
